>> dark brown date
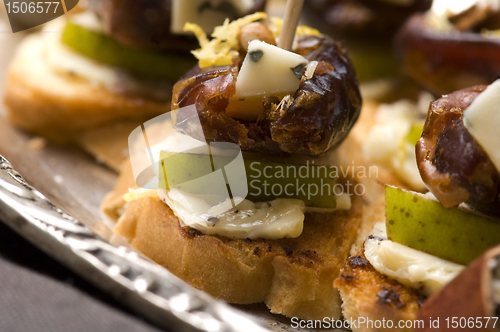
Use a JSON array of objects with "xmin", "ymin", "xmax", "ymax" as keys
[
  {"xmin": 396, "ymin": 14, "xmax": 500, "ymax": 96},
  {"xmin": 171, "ymin": 35, "xmax": 362, "ymax": 156},
  {"xmin": 87, "ymin": 0, "xmax": 266, "ymax": 52},
  {"xmin": 416, "ymin": 85, "xmax": 500, "ymax": 208},
  {"xmin": 305, "ymin": 0, "xmax": 431, "ymax": 39}
]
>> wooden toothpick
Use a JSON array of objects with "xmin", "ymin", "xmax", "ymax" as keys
[{"xmin": 278, "ymin": 0, "xmax": 304, "ymax": 51}]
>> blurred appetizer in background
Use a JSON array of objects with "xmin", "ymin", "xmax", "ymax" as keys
[
  {"xmin": 303, "ymin": 0, "xmax": 431, "ymax": 82},
  {"xmin": 2, "ymin": 0, "xmax": 265, "ymax": 161},
  {"xmin": 85, "ymin": 0, "xmax": 266, "ymax": 51},
  {"xmin": 104, "ymin": 11, "xmax": 364, "ymax": 320},
  {"xmin": 305, "ymin": 0, "xmax": 432, "ymax": 39},
  {"xmin": 396, "ymin": 0, "xmax": 500, "ymax": 95},
  {"xmin": 361, "ymin": 92, "xmax": 432, "ymax": 192}
]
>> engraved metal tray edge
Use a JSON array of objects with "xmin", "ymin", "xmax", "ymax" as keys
[{"xmin": 0, "ymin": 154, "xmax": 271, "ymax": 332}]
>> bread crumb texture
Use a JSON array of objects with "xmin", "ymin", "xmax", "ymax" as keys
[{"xmin": 334, "ymin": 249, "xmax": 423, "ymax": 332}]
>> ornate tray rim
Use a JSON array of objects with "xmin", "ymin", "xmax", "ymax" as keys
[{"xmin": 0, "ymin": 154, "xmax": 271, "ymax": 332}]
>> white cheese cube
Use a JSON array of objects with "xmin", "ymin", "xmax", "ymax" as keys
[
  {"xmin": 171, "ymin": 0, "xmax": 253, "ymax": 34},
  {"xmin": 234, "ymin": 40, "xmax": 308, "ymax": 97},
  {"xmin": 463, "ymin": 79, "xmax": 500, "ymax": 172}
]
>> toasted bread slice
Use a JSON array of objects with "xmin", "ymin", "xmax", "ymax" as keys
[
  {"xmin": 334, "ymin": 249, "xmax": 423, "ymax": 332},
  {"xmin": 113, "ymin": 192, "xmax": 363, "ymax": 320},
  {"xmin": 3, "ymin": 33, "xmax": 168, "ymax": 144},
  {"xmin": 102, "ymin": 158, "xmax": 365, "ymax": 319}
]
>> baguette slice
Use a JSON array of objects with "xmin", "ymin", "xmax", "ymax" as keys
[
  {"xmin": 3, "ymin": 33, "xmax": 169, "ymax": 144},
  {"xmin": 114, "ymin": 193, "xmax": 362, "ymax": 320},
  {"xmin": 103, "ymin": 158, "xmax": 365, "ymax": 319}
]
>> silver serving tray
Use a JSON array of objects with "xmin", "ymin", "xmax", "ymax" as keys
[
  {"xmin": 0, "ymin": 10, "xmax": 346, "ymax": 332},
  {"xmin": 0, "ymin": 143, "xmax": 265, "ymax": 332}
]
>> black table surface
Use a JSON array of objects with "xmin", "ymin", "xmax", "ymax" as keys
[{"xmin": 0, "ymin": 220, "xmax": 167, "ymax": 332}]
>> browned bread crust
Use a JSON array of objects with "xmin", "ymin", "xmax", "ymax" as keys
[
  {"xmin": 113, "ymin": 193, "xmax": 363, "ymax": 320},
  {"xmin": 3, "ymin": 34, "xmax": 168, "ymax": 144},
  {"xmin": 334, "ymin": 249, "xmax": 423, "ymax": 332}
]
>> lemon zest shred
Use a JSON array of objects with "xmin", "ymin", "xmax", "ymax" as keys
[
  {"xmin": 184, "ymin": 13, "xmax": 322, "ymax": 68},
  {"xmin": 184, "ymin": 12, "xmax": 267, "ymax": 68},
  {"xmin": 184, "ymin": 22, "xmax": 209, "ymax": 46}
]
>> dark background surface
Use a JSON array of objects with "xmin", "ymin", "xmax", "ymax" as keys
[{"xmin": 0, "ymin": 220, "xmax": 167, "ymax": 332}]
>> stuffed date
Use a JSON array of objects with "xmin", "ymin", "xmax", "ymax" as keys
[
  {"xmin": 416, "ymin": 85, "xmax": 500, "ymax": 209},
  {"xmin": 171, "ymin": 15, "xmax": 362, "ymax": 156},
  {"xmin": 86, "ymin": 0, "xmax": 266, "ymax": 51},
  {"xmin": 305, "ymin": 0, "xmax": 431, "ymax": 39},
  {"xmin": 396, "ymin": 2, "xmax": 500, "ymax": 95}
]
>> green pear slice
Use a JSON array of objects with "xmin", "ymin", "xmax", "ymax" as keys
[
  {"xmin": 159, "ymin": 150, "xmax": 338, "ymax": 208},
  {"xmin": 405, "ymin": 122, "xmax": 424, "ymax": 146},
  {"xmin": 385, "ymin": 185, "xmax": 500, "ymax": 265},
  {"xmin": 61, "ymin": 22, "xmax": 195, "ymax": 81}
]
